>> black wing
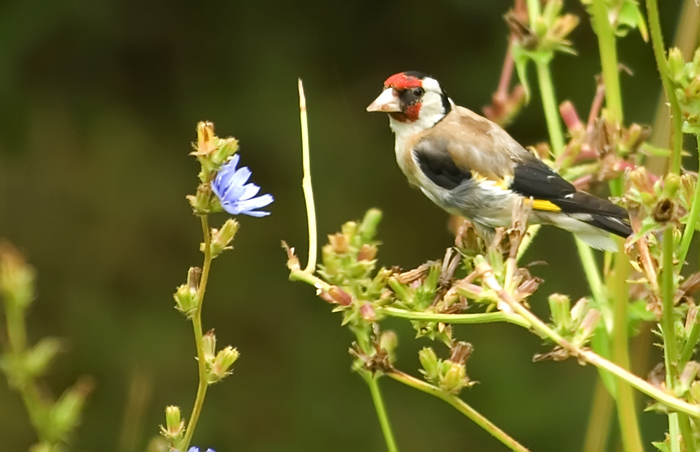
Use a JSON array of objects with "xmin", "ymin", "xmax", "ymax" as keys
[
  {"xmin": 511, "ymin": 155, "xmax": 631, "ymax": 237},
  {"xmin": 413, "ymin": 142, "xmax": 471, "ymax": 190}
]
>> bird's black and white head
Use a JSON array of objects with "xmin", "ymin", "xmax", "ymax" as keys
[{"xmin": 367, "ymin": 71, "xmax": 452, "ymax": 134}]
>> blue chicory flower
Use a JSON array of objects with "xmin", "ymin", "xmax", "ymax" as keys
[
  {"xmin": 187, "ymin": 448, "xmax": 215, "ymax": 452},
  {"xmin": 211, "ymin": 154, "xmax": 273, "ymax": 217}
]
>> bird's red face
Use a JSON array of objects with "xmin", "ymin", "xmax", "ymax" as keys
[{"xmin": 367, "ymin": 72, "xmax": 427, "ymax": 123}]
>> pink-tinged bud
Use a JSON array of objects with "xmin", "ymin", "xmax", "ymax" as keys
[
  {"xmin": 357, "ymin": 244, "xmax": 378, "ymax": 261},
  {"xmin": 328, "ymin": 233, "xmax": 348, "ymax": 254},
  {"xmin": 326, "ymin": 286, "xmax": 352, "ymax": 306},
  {"xmin": 560, "ymin": 101, "xmax": 583, "ymax": 132},
  {"xmin": 360, "ymin": 303, "xmax": 376, "ymax": 322}
]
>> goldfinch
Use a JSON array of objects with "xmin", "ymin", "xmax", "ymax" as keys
[{"xmin": 367, "ymin": 71, "xmax": 631, "ymax": 251}]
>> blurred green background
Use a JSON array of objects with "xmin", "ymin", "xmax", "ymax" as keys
[{"xmin": 0, "ymin": 0, "xmax": 690, "ymax": 451}]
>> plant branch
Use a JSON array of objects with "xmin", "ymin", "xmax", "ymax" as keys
[
  {"xmin": 180, "ymin": 215, "xmax": 214, "ymax": 450},
  {"xmin": 387, "ymin": 370, "xmax": 530, "ymax": 452},
  {"xmin": 364, "ymin": 373, "xmax": 399, "ymax": 452},
  {"xmin": 678, "ymin": 134, "xmax": 700, "ymax": 267},
  {"xmin": 535, "ymin": 60, "xmax": 566, "ymax": 156},
  {"xmin": 298, "ymin": 79, "xmax": 317, "ymax": 273},
  {"xmin": 477, "ymin": 262, "xmax": 700, "ymax": 418},
  {"xmin": 378, "ymin": 307, "xmax": 530, "ymax": 328}
]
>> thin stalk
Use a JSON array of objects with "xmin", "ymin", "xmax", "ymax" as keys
[
  {"xmin": 678, "ymin": 134, "xmax": 700, "ymax": 267},
  {"xmin": 662, "ymin": 226, "xmax": 681, "ymax": 452},
  {"xmin": 582, "ymin": 379, "xmax": 614, "ymax": 452},
  {"xmin": 298, "ymin": 79, "xmax": 317, "ymax": 273},
  {"xmin": 378, "ymin": 306, "xmax": 530, "ymax": 328},
  {"xmin": 516, "ymin": 225, "xmax": 541, "ymax": 262},
  {"xmin": 591, "ymin": 0, "xmax": 623, "ymax": 122},
  {"xmin": 680, "ymin": 314, "xmax": 700, "ymax": 367},
  {"xmin": 180, "ymin": 216, "xmax": 214, "ymax": 450},
  {"xmin": 478, "ymin": 263, "xmax": 700, "ymax": 418},
  {"xmin": 5, "ymin": 304, "xmax": 50, "ymax": 443},
  {"xmin": 365, "ymin": 374, "xmax": 399, "ymax": 452},
  {"xmin": 535, "ymin": 60, "xmax": 566, "ymax": 155},
  {"xmin": 387, "ymin": 371, "xmax": 530, "ymax": 452},
  {"xmin": 574, "ymin": 238, "xmax": 606, "ymax": 306},
  {"xmin": 611, "ymin": 241, "xmax": 643, "ymax": 452},
  {"xmin": 647, "ymin": 0, "xmax": 684, "ymax": 175}
]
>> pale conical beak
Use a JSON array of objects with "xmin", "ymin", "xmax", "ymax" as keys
[{"xmin": 366, "ymin": 88, "xmax": 401, "ymax": 113}]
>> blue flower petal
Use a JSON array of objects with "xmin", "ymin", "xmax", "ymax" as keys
[{"xmin": 212, "ymin": 155, "xmax": 273, "ymax": 217}]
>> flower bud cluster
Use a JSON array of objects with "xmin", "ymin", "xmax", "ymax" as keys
[
  {"xmin": 668, "ymin": 47, "xmax": 700, "ymax": 134},
  {"xmin": 419, "ymin": 343, "xmax": 476, "ymax": 395}
]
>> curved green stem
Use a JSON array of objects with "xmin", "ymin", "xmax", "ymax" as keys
[
  {"xmin": 365, "ymin": 373, "xmax": 399, "ymax": 452},
  {"xmin": 387, "ymin": 371, "xmax": 530, "ymax": 452},
  {"xmin": 678, "ymin": 134, "xmax": 700, "ymax": 267},
  {"xmin": 574, "ymin": 238, "xmax": 606, "ymax": 306},
  {"xmin": 378, "ymin": 306, "xmax": 530, "ymax": 328},
  {"xmin": 180, "ymin": 215, "xmax": 214, "ymax": 450},
  {"xmin": 298, "ymin": 79, "xmax": 317, "ymax": 273}
]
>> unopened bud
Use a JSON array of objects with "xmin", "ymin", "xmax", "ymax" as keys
[
  {"xmin": 379, "ymin": 331, "xmax": 398, "ymax": 356},
  {"xmin": 212, "ymin": 137, "xmax": 239, "ymax": 166},
  {"xmin": 209, "ymin": 346, "xmax": 239, "ymax": 383},
  {"xmin": 360, "ymin": 303, "xmax": 376, "ymax": 322},
  {"xmin": 664, "ymin": 173, "xmax": 681, "ymax": 198},
  {"xmin": 359, "ymin": 209, "xmax": 383, "ymax": 243},
  {"xmin": 328, "ymin": 233, "xmax": 348, "ymax": 254},
  {"xmin": 173, "ymin": 267, "xmax": 200, "ymax": 317},
  {"xmin": 357, "ymin": 244, "xmax": 378, "ymax": 261},
  {"xmin": 210, "ymin": 219, "xmax": 239, "ymax": 257},
  {"xmin": 25, "ymin": 338, "xmax": 62, "ymax": 378},
  {"xmin": 161, "ymin": 405, "xmax": 185, "ymax": 440},
  {"xmin": 197, "ymin": 122, "xmax": 215, "ymax": 154},
  {"xmin": 202, "ymin": 330, "xmax": 216, "ymax": 363},
  {"xmin": 549, "ymin": 293, "xmax": 572, "ymax": 331},
  {"xmin": 51, "ymin": 377, "xmax": 94, "ymax": 439},
  {"xmin": 419, "ymin": 347, "xmax": 439, "ymax": 381},
  {"xmin": 668, "ymin": 48, "xmax": 685, "ymax": 82},
  {"xmin": 440, "ymin": 362, "xmax": 469, "ymax": 395},
  {"xmin": 0, "ymin": 242, "xmax": 35, "ymax": 310},
  {"xmin": 326, "ymin": 286, "xmax": 352, "ymax": 306}
]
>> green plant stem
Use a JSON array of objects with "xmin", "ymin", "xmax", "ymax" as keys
[
  {"xmin": 298, "ymin": 79, "xmax": 317, "ymax": 273},
  {"xmin": 535, "ymin": 60, "xmax": 565, "ymax": 156},
  {"xmin": 387, "ymin": 370, "xmax": 530, "ymax": 452},
  {"xmin": 680, "ymin": 311, "xmax": 700, "ymax": 367},
  {"xmin": 516, "ymin": 225, "xmax": 541, "ymax": 262},
  {"xmin": 574, "ymin": 238, "xmax": 606, "ymax": 306},
  {"xmin": 591, "ymin": 0, "xmax": 623, "ymax": 122},
  {"xmin": 378, "ymin": 306, "xmax": 530, "ymax": 328},
  {"xmin": 662, "ymin": 226, "xmax": 682, "ymax": 452},
  {"xmin": 582, "ymin": 379, "xmax": 614, "ymax": 452},
  {"xmin": 678, "ymin": 134, "xmax": 700, "ymax": 267},
  {"xmin": 180, "ymin": 215, "xmax": 214, "ymax": 451},
  {"xmin": 478, "ymin": 262, "xmax": 700, "ymax": 418},
  {"xmin": 611, "ymin": 241, "xmax": 643, "ymax": 452},
  {"xmin": 4, "ymin": 303, "xmax": 50, "ymax": 443},
  {"xmin": 647, "ymin": 0, "xmax": 684, "ymax": 175},
  {"xmin": 364, "ymin": 373, "xmax": 399, "ymax": 452}
]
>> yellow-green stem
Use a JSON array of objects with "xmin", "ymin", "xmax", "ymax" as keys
[
  {"xmin": 662, "ymin": 226, "xmax": 681, "ymax": 452},
  {"xmin": 647, "ymin": 0, "xmax": 684, "ymax": 175},
  {"xmin": 611, "ymin": 241, "xmax": 643, "ymax": 452},
  {"xmin": 535, "ymin": 60, "xmax": 565, "ymax": 155},
  {"xmin": 591, "ymin": 0, "xmax": 623, "ymax": 122},
  {"xmin": 378, "ymin": 306, "xmax": 530, "ymax": 328},
  {"xmin": 180, "ymin": 215, "xmax": 214, "ymax": 450},
  {"xmin": 480, "ymin": 265, "xmax": 700, "ymax": 418},
  {"xmin": 582, "ymin": 379, "xmax": 614, "ymax": 452},
  {"xmin": 365, "ymin": 374, "xmax": 399, "ymax": 452},
  {"xmin": 387, "ymin": 371, "xmax": 530, "ymax": 452},
  {"xmin": 574, "ymin": 238, "xmax": 606, "ymax": 306},
  {"xmin": 678, "ymin": 134, "xmax": 700, "ymax": 267},
  {"xmin": 5, "ymin": 304, "xmax": 50, "ymax": 443},
  {"xmin": 298, "ymin": 79, "xmax": 317, "ymax": 273}
]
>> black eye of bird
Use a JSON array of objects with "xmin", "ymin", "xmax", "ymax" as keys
[{"xmin": 412, "ymin": 87, "xmax": 424, "ymax": 97}]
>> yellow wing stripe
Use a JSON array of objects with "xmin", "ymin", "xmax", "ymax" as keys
[{"xmin": 531, "ymin": 199, "xmax": 562, "ymax": 212}]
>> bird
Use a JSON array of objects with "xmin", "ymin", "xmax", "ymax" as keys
[{"xmin": 366, "ymin": 71, "xmax": 631, "ymax": 251}]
